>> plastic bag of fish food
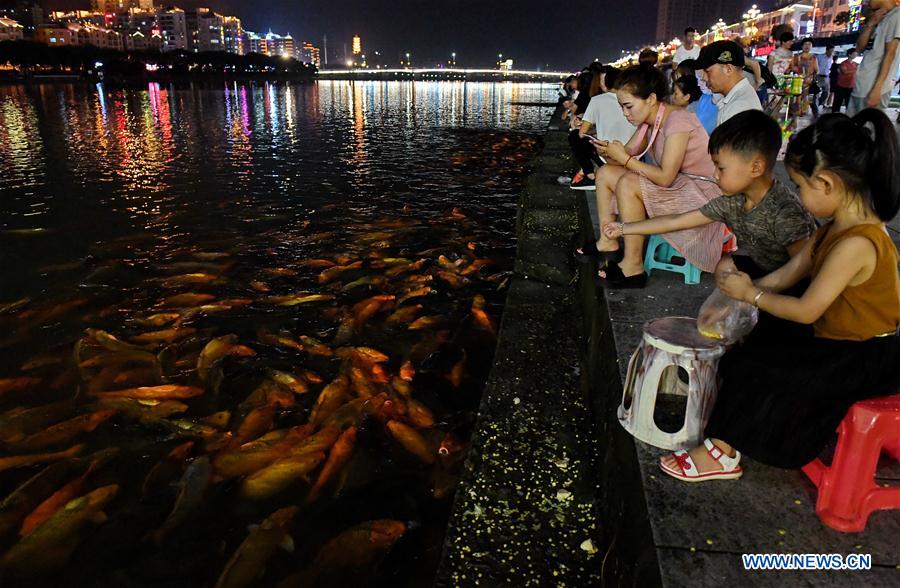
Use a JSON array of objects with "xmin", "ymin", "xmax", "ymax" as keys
[{"xmin": 696, "ymin": 287, "xmax": 758, "ymax": 345}]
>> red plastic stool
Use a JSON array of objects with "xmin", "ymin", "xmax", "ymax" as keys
[{"xmin": 801, "ymin": 393, "xmax": 900, "ymax": 532}]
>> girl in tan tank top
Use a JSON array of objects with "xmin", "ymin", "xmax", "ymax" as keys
[{"xmin": 659, "ymin": 109, "xmax": 900, "ymax": 481}]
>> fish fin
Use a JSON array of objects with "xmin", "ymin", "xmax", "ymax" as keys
[{"xmin": 280, "ymin": 535, "xmax": 295, "ymax": 553}]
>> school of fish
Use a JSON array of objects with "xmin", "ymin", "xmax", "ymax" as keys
[{"xmin": 0, "ymin": 196, "xmax": 528, "ymax": 585}]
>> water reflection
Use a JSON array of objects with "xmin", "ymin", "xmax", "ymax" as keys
[{"xmin": 0, "ymin": 80, "xmax": 549, "ymax": 586}]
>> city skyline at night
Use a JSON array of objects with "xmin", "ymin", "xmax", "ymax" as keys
[{"xmin": 40, "ymin": 0, "xmax": 751, "ymax": 67}]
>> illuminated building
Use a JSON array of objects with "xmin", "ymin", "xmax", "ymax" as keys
[
  {"xmin": 0, "ymin": 17, "xmax": 24, "ymax": 41},
  {"xmin": 156, "ymin": 7, "xmax": 187, "ymax": 51},
  {"xmin": 617, "ymin": 1, "xmax": 861, "ymax": 67},
  {"xmin": 352, "ymin": 34, "xmax": 361, "ymax": 55},
  {"xmin": 816, "ymin": 0, "xmax": 863, "ymax": 36},
  {"xmin": 223, "ymin": 16, "xmax": 243, "ymax": 54},
  {"xmin": 90, "ymin": 0, "xmax": 154, "ymax": 12},
  {"xmin": 655, "ymin": 0, "xmax": 743, "ymax": 42},
  {"xmin": 37, "ymin": 22, "xmax": 125, "ymax": 50},
  {"xmin": 3, "ymin": 1, "xmax": 44, "ymax": 33},
  {"xmin": 49, "ymin": 10, "xmax": 107, "ymax": 28},
  {"xmin": 185, "ymin": 7, "xmax": 224, "ymax": 52},
  {"xmin": 34, "ymin": 23, "xmax": 73, "ymax": 45},
  {"xmin": 245, "ymin": 30, "xmax": 295, "ymax": 58},
  {"xmin": 301, "ymin": 42, "xmax": 320, "ymax": 67},
  {"xmin": 125, "ymin": 29, "xmax": 162, "ymax": 51}
]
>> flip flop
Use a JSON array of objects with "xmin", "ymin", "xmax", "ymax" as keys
[
  {"xmin": 658, "ymin": 439, "xmax": 743, "ymax": 483},
  {"xmin": 597, "ymin": 262, "xmax": 647, "ymax": 289}
]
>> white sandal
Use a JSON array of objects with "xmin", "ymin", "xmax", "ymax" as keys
[{"xmin": 659, "ymin": 438, "xmax": 743, "ymax": 483}]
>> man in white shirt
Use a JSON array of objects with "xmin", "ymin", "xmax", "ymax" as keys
[
  {"xmin": 815, "ymin": 45, "xmax": 835, "ymax": 108},
  {"xmin": 673, "ymin": 27, "xmax": 701, "ymax": 68},
  {"xmin": 696, "ymin": 40, "xmax": 763, "ymax": 126},
  {"xmin": 570, "ymin": 67, "xmax": 637, "ymax": 190},
  {"xmin": 849, "ymin": 0, "xmax": 900, "ymax": 114}
]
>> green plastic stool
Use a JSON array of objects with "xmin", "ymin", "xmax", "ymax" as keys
[{"xmin": 643, "ymin": 234, "xmax": 701, "ymax": 285}]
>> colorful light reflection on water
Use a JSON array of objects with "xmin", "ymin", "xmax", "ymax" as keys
[{"xmin": 0, "ymin": 81, "xmax": 552, "ymax": 586}]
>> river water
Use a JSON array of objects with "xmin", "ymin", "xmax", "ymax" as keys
[{"xmin": 0, "ymin": 80, "xmax": 554, "ymax": 586}]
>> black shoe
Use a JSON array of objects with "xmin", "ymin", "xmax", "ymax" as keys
[
  {"xmin": 597, "ymin": 263, "xmax": 648, "ymax": 289},
  {"xmin": 569, "ymin": 176, "xmax": 596, "ymax": 191},
  {"xmin": 574, "ymin": 240, "xmax": 622, "ymax": 266}
]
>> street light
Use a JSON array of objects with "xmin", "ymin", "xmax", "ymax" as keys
[
  {"xmin": 711, "ymin": 18, "xmax": 728, "ymax": 40},
  {"xmin": 743, "ymin": 4, "xmax": 761, "ymax": 38}
]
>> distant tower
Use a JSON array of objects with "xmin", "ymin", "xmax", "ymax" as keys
[
  {"xmin": 352, "ymin": 34, "xmax": 361, "ymax": 55},
  {"xmin": 323, "ymin": 34, "xmax": 328, "ymax": 65}
]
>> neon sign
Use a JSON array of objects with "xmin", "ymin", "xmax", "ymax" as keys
[{"xmin": 848, "ymin": 0, "xmax": 863, "ymax": 32}]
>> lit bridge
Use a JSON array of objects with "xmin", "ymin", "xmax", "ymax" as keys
[{"xmin": 317, "ymin": 68, "xmax": 571, "ymax": 82}]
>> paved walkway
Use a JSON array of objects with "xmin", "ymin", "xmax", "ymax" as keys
[{"xmin": 582, "ymin": 124, "xmax": 900, "ymax": 586}]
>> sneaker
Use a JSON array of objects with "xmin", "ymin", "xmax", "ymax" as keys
[
  {"xmin": 572, "ymin": 170, "xmax": 585, "ymax": 184},
  {"xmin": 569, "ymin": 175, "xmax": 596, "ymax": 191}
]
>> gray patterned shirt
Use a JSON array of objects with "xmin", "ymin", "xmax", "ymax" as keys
[{"xmin": 700, "ymin": 179, "xmax": 817, "ymax": 272}]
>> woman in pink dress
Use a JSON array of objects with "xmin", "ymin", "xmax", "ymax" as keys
[{"xmin": 588, "ymin": 65, "xmax": 725, "ymax": 288}]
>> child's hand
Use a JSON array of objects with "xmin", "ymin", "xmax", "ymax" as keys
[
  {"xmin": 714, "ymin": 257, "xmax": 738, "ymax": 280},
  {"xmin": 717, "ymin": 270, "xmax": 754, "ymax": 302},
  {"xmin": 603, "ymin": 222, "xmax": 624, "ymax": 239}
]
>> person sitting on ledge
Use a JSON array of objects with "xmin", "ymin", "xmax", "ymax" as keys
[
  {"xmin": 602, "ymin": 110, "xmax": 816, "ymax": 281},
  {"xmin": 669, "ymin": 74, "xmax": 702, "ymax": 111},
  {"xmin": 658, "ymin": 109, "xmax": 900, "ymax": 482},
  {"xmin": 578, "ymin": 65, "xmax": 724, "ymax": 289},
  {"xmin": 674, "ymin": 59, "xmax": 717, "ymax": 134},
  {"xmin": 695, "ymin": 40, "xmax": 762, "ymax": 127},
  {"xmin": 569, "ymin": 67, "xmax": 637, "ymax": 191}
]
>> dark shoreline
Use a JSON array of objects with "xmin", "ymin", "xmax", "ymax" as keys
[{"xmin": 0, "ymin": 73, "xmax": 316, "ymax": 86}]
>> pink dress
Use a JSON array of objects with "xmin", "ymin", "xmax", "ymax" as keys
[{"xmin": 637, "ymin": 109, "xmax": 724, "ymax": 273}]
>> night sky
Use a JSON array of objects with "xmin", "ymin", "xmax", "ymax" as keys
[{"xmin": 46, "ymin": 0, "xmax": 775, "ymax": 69}]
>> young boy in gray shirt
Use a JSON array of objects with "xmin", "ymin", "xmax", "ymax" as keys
[{"xmin": 603, "ymin": 110, "xmax": 816, "ymax": 279}]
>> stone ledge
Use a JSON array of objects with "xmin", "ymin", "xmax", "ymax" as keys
[{"xmin": 435, "ymin": 112, "xmax": 605, "ymax": 587}]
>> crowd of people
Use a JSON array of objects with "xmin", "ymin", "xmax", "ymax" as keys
[{"xmin": 557, "ymin": 1, "xmax": 899, "ymax": 484}]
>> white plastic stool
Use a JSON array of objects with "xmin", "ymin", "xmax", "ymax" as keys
[{"xmin": 618, "ymin": 316, "xmax": 725, "ymax": 450}]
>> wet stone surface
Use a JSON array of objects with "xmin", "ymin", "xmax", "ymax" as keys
[{"xmin": 437, "ymin": 123, "xmax": 603, "ymax": 586}]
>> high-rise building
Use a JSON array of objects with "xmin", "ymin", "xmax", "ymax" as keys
[
  {"xmin": 5, "ymin": 1, "xmax": 44, "ymax": 32},
  {"xmin": 301, "ymin": 41, "xmax": 320, "ymax": 67},
  {"xmin": 91, "ymin": 0, "xmax": 153, "ymax": 13},
  {"xmin": 156, "ymin": 6, "xmax": 186, "ymax": 51},
  {"xmin": 244, "ymin": 29, "xmax": 295, "ymax": 59},
  {"xmin": 656, "ymin": 0, "xmax": 743, "ymax": 42},
  {"xmin": 352, "ymin": 34, "xmax": 361, "ymax": 55},
  {"xmin": 223, "ymin": 15, "xmax": 242, "ymax": 54},
  {"xmin": 185, "ymin": 7, "xmax": 223, "ymax": 52}
]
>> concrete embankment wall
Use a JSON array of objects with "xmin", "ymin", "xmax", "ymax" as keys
[{"xmin": 435, "ymin": 110, "xmax": 660, "ymax": 586}]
